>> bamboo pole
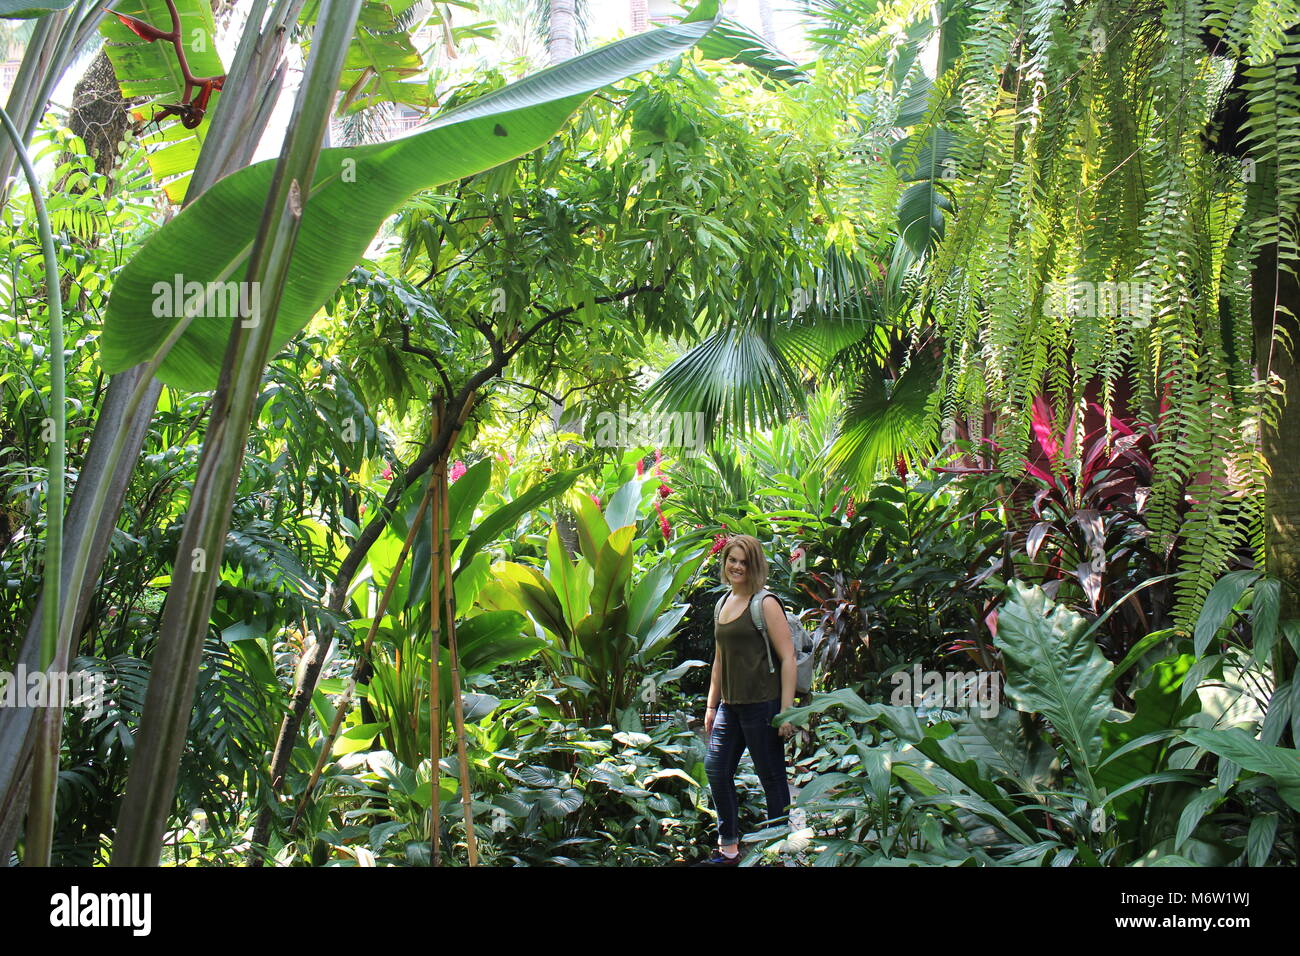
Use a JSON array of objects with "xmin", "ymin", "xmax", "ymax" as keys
[
  {"xmin": 441, "ymin": 449, "xmax": 478, "ymax": 865},
  {"xmin": 289, "ymin": 473, "xmax": 436, "ymax": 835},
  {"xmin": 428, "ymin": 405, "xmax": 443, "ymax": 867}
]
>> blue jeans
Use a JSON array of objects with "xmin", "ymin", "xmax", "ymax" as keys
[{"xmin": 704, "ymin": 699, "xmax": 791, "ymax": 844}]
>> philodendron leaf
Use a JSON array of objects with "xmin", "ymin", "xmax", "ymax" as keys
[
  {"xmin": 100, "ymin": 1, "xmax": 724, "ymax": 390},
  {"xmin": 994, "ymin": 581, "xmax": 1114, "ymax": 768}
]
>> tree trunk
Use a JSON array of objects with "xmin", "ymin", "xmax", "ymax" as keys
[
  {"xmin": 548, "ymin": 0, "xmax": 577, "ymax": 63},
  {"xmin": 757, "ymin": 0, "xmax": 777, "ymax": 47},
  {"xmin": 1254, "ymin": 243, "xmax": 1300, "ymax": 627}
]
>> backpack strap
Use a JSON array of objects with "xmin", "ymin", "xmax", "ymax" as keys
[{"xmin": 749, "ymin": 589, "xmax": 778, "ymax": 674}]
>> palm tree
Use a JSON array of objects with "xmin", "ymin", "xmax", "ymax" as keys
[
  {"xmin": 757, "ymin": 0, "xmax": 777, "ymax": 47},
  {"xmin": 547, "ymin": 0, "xmax": 578, "ymax": 62}
]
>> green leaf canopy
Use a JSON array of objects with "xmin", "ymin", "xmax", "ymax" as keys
[{"xmin": 100, "ymin": 1, "xmax": 723, "ymax": 391}]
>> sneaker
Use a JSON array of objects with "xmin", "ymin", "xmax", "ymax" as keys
[{"xmin": 705, "ymin": 848, "xmax": 742, "ymax": 866}]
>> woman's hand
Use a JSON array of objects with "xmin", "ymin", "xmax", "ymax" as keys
[
  {"xmin": 705, "ymin": 707, "xmax": 717, "ymax": 737},
  {"xmin": 778, "ymin": 722, "xmax": 795, "ymax": 739}
]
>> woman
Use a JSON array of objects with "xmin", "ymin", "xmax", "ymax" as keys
[{"xmin": 703, "ymin": 534, "xmax": 796, "ymax": 865}]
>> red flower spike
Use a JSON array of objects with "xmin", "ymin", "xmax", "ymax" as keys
[{"xmin": 112, "ymin": 11, "xmax": 173, "ymax": 42}]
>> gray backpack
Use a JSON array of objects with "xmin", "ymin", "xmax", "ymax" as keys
[{"xmin": 713, "ymin": 589, "xmax": 816, "ymax": 694}]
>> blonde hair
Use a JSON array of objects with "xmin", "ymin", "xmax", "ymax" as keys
[{"xmin": 719, "ymin": 534, "xmax": 768, "ymax": 593}]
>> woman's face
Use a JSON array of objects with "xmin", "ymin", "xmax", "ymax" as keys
[{"xmin": 724, "ymin": 547, "xmax": 749, "ymax": 588}]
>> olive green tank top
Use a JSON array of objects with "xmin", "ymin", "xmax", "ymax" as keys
[{"xmin": 715, "ymin": 601, "xmax": 781, "ymax": 704}]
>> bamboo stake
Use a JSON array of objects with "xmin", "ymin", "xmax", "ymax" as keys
[
  {"xmin": 290, "ymin": 474, "xmax": 436, "ymax": 834},
  {"xmin": 441, "ymin": 451, "xmax": 478, "ymax": 865},
  {"xmin": 428, "ymin": 405, "xmax": 443, "ymax": 867}
]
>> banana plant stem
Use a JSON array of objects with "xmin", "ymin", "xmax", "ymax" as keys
[{"xmin": 0, "ymin": 103, "xmax": 65, "ymax": 867}]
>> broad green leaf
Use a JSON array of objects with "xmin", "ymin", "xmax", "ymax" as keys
[
  {"xmin": 1193, "ymin": 570, "xmax": 1259, "ymax": 657},
  {"xmin": 627, "ymin": 560, "xmax": 675, "ymax": 637},
  {"xmin": 1251, "ymin": 576, "xmax": 1280, "ymax": 665},
  {"xmin": 453, "ymin": 551, "xmax": 492, "ymax": 609},
  {"xmin": 1181, "ymin": 728, "xmax": 1300, "ymax": 811},
  {"xmin": 995, "ymin": 582, "xmax": 1114, "ymax": 767},
  {"xmin": 574, "ymin": 492, "xmax": 611, "ymax": 562},
  {"xmin": 590, "ymin": 526, "xmax": 635, "ymax": 621},
  {"xmin": 1247, "ymin": 812, "xmax": 1278, "ymax": 866},
  {"xmin": 482, "ymin": 562, "xmax": 567, "ymax": 640},
  {"xmin": 447, "ymin": 458, "xmax": 492, "ymax": 540},
  {"xmin": 546, "ymin": 524, "xmax": 590, "ymax": 631},
  {"xmin": 539, "ymin": 788, "xmax": 584, "ymax": 817},
  {"xmin": 638, "ymin": 604, "xmax": 688, "ymax": 661},
  {"xmin": 1174, "ymin": 786, "xmax": 1221, "ymax": 852},
  {"xmin": 604, "ymin": 476, "xmax": 643, "ymax": 532},
  {"xmin": 454, "ymin": 610, "xmax": 542, "ymax": 675},
  {"xmin": 694, "ymin": 16, "xmax": 806, "ymax": 85},
  {"xmin": 1097, "ymin": 653, "xmax": 1199, "ymax": 836},
  {"xmin": 949, "ymin": 709, "xmax": 1057, "ymax": 787},
  {"xmin": 100, "ymin": 3, "xmax": 725, "ymax": 389},
  {"xmin": 455, "ymin": 466, "xmax": 586, "ymax": 576},
  {"xmin": 334, "ymin": 721, "xmax": 388, "ymax": 756}
]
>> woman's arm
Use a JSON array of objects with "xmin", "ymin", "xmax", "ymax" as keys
[
  {"xmin": 705, "ymin": 644, "xmax": 722, "ymax": 736},
  {"xmin": 762, "ymin": 595, "xmax": 797, "ymax": 736}
]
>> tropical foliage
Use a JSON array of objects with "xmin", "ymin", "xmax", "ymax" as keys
[{"xmin": 0, "ymin": 0, "xmax": 1296, "ymax": 871}]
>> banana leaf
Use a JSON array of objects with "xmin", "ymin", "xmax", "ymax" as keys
[{"xmin": 100, "ymin": 1, "xmax": 724, "ymax": 390}]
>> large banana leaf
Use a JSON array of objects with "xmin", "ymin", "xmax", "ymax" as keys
[
  {"xmin": 994, "ymin": 581, "xmax": 1115, "ymax": 768},
  {"xmin": 695, "ymin": 17, "xmax": 806, "ymax": 85},
  {"xmin": 100, "ymin": 0, "xmax": 225, "ymax": 203},
  {"xmin": 100, "ymin": 1, "xmax": 724, "ymax": 390}
]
